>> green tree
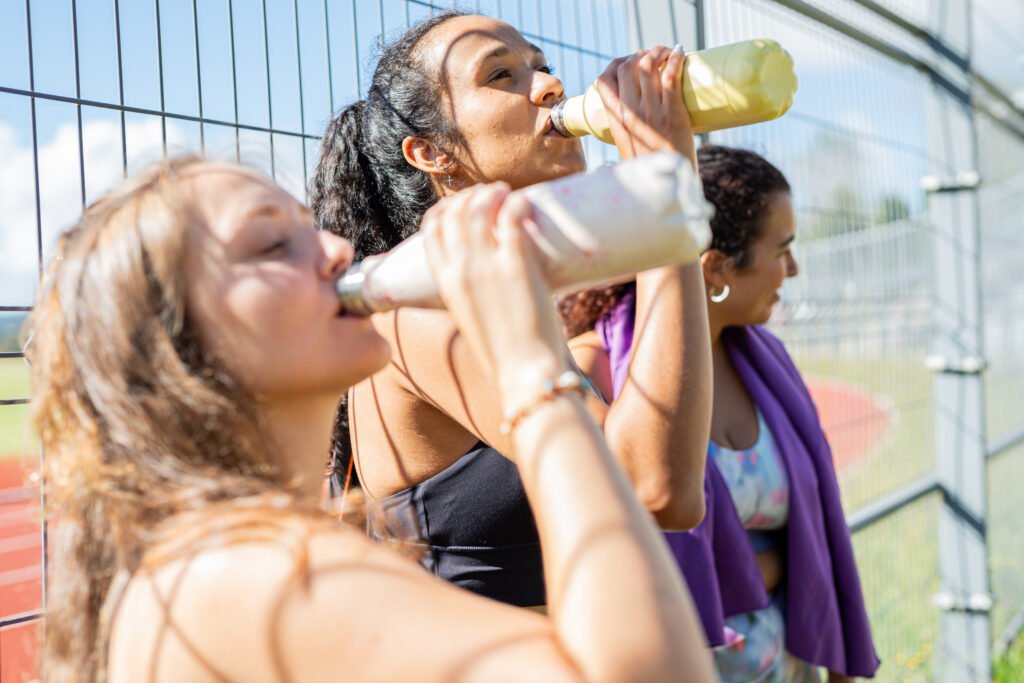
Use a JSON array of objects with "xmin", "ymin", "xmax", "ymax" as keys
[{"xmin": 876, "ymin": 194, "xmax": 911, "ymax": 224}]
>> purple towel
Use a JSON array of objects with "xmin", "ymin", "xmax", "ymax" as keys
[{"xmin": 596, "ymin": 293, "xmax": 879, "ymax": 676}]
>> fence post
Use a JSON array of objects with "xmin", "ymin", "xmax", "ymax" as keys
[{"xmin": 925, "ymin": 2, "xmax": 992, "ymax": 681}]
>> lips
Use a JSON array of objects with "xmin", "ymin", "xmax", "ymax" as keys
[{"xmin": 541, "ymin": 115, "xmax": 554, "ymax": 136}]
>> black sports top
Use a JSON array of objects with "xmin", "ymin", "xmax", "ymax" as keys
[{"xmin": 368, "ymin": 442, "xmax": 545, "ymax": 607}]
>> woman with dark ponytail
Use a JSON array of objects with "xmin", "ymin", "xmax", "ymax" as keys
[
  {"xmin": 576, "ymin": 145, "xmax": 880, "ymax": 681},
  {"xmin": 313, "ymin": 11, "xmax": 713, "ymax": 609}
]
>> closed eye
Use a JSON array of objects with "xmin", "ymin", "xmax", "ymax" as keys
[
  {"xmin": 488, "ymin": 64, "xmax": 555, "ymax": 83},
  {"xmin": 261, "ymin": 239, "xmax": 289, "ymax": 256}
]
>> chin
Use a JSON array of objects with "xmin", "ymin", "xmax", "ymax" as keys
[
  {"xmin": 746, "ymin": 308, "xmax": 774, "ymax": 326},
  {"xmin": 536, "ymin": 139, "xmax": 586, "ymax": 177},
  {"xmin": 359, "ymin": 334, "xmax": 393, "ymax": 377},
  {"xmin": 330, "ymin": 332, "xmax": 392, "ymax": 390},
  {"xmin": 561, "ymin": 144, "xmax": 587, "ymax": 174}
]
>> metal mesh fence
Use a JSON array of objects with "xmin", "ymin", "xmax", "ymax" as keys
[
  {"xmin": 702, "ymin": 0, "xmax": 1024, "ymax": 679},
  {"xmin": 852, "ymin": 493, "xmax": 942, "ymax": 681},
  {"xmin": 703, "ymin": 1, "xmax": 944, "ymax": 676},
  {"xmin": 0, "ymin": 0, "xmax": 637, "ymax": 678},
  {"xmin": 1, "ymin": 0, "xmax": 1021, "ymax": 680},
  {"xmin": 978, "ymin": 84, "xmax": 1024, "ymax": 660},
  {"xmin": 704, "ymin": 0, "xmax": 937, "ymax": 508}
]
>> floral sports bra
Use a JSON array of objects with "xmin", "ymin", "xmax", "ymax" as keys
[{"xmin": 708, "ymin": 408, "xmax": 790, "ymax": 550}]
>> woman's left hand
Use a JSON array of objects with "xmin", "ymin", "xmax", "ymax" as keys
[{"xmin": 593, "ymin": 45, "xmax": 697, "ymax": 167}]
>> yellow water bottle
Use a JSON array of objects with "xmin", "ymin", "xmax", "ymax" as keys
[{"xmin": 550, "ymin": 38, "xmax": 798, "ymax": 143}]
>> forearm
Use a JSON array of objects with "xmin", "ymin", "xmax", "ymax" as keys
[
  {"xmin": 604, "ymin": 261, "xmax": 712, "ymax": 529},
  {"xmin": 511, "ymin": 389, "xmax": 713, "ymax": 683}
]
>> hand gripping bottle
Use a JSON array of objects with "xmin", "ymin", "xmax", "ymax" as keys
[
  {"xmin": 335, "ymin": 152, "xmax": 713, "ymax": 315},
  {"xmin": 550, "ymin": 38, "xmax": 797, "ymax": 143}
]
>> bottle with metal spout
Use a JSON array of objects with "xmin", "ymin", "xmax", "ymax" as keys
[
  {"xmin": 336, "ymin": 152, "xmax": 713, "ymax": 316},
  {"xmin": 550, "ymin": 38, "xmax": 797, "ymax": 143}
]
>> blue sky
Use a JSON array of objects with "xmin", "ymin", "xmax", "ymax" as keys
[
  {"xmin": 0, "ymin": 0, "xmax": 631, "ymax": 308},
  {"xmin": 1, "ymin": 0, "xmax": 1022, "ymax": 310},
  {"xmin": 0, "ymin": 0, "xmax": 631, "ymax": 145}
]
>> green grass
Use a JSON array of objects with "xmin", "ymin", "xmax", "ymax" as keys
[
  {"xmin": 793, "ymin": 353, "xmax": 935, "ymax": 513},
  {"xmin": 848, "ymin": 495, "xmax": 940, "ymax": 681},
  {"xmin": 0, "ymin": 357, "xmax": 35, "ymax": 459},
  {"xmin": 789, "ymin": 351, "xmax": 1024, "ymax": 681},
  {"xmin": 790, "ymin": 354, "xmax": 938, "ymax": 680},
  {"xmin": 995, "ymin": 634, "xmax": 1024, "ymax": 683},
  {"xmin": 988, "ymin": 443, "xmax": 1024, "ymax": 642}
]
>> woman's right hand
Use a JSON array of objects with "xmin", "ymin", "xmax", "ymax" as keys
[
  {"xmin": 421, "ymin": 183, "xmax": 570, "ymax": 418},
  {"xmin": 593, "ymin": 45, "xmax": 697, "ymax": 167}
]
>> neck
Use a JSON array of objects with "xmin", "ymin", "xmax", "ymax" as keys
[
  {"xmin": 708, "ymin": 308, "xmax": 727, "ymax": 354},
  {"xmin": 262, "ymin": 394, "xmax": 340, "ymax": 501}
]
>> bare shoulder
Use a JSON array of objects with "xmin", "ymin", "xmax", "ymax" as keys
[
  {"xmin": 370, "ymin": 308, "xmax": 458, "ymax": 385},
  {"xmin": 363, "ymin": 306, "xmax": 516, "ymax": 456},
  {"xmin": 109, "ymin": 518, "xmax": 580, "ymax": 683},
  {"xmin": 107, "ymin": 519, "xmax": 374, "ymax": 683}
]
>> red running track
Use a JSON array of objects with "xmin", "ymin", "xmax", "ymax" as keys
[
  {"xmin": 805, "ymin": 376, "xmax": 892, "ymax": 472},
  {"xmin": 0, "ymin": 459, "xmax": 42, "ymax": 683}
]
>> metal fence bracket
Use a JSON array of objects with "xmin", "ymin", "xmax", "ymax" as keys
[
  {"xmin": 932, "ymin": 592, "xmax": 994, "ymax": 614},
  {"xmin": 924, "ymin": 354, "xmax": 988, "ymax": 375},
  {"xmin": 920, "ymin": 171, "xmax": 982, "ymax": 192}
]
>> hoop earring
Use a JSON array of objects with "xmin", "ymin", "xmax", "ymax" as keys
[
  {"xmin": 710, "ymin": 284, "xmax": 730, "ymax": 303},
  {"xmin": 436, "ymin": 156, "xmax": 457, "ymax": 188}
]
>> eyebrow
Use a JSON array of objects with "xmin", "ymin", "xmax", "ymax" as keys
[
  {"xmin": 778, "ymin": 234, "xmax": 796, "ymax": 248},
  {"xmin": 242, "ymin": 203, "xmax": 285, "ymax": 222},
  {"xmin": 481, "ymin": 43, "xmax": 545, "ymax": 61},
  {"xmin": 242, "ymin": 200, "xmax": 311, "ymax": 223}
]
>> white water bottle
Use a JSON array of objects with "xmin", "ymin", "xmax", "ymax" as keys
[{"xmin": 335, "ymin": 152, "xmax": 713, "ymax": 315}]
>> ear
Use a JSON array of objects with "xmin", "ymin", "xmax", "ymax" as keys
[
  {"xmin": 402, "ymin": 135, "xmax": 456, "ymax": 178},
  {"xmin": 701, "ymin": 249, "xmax": 731, "ymax": 291}
]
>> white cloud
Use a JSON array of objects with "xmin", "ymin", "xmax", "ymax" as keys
[
  {"xmin": 0, "ymin": 118, "xmax": 178, "ymax": 305},
  {"xmin": 0, "ymin": 118, "xmax": 308, "ymax": 306}
]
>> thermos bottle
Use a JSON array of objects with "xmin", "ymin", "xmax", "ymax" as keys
[
  {"xmin": 550, "ymin": 38, "xmax": 798, "ymax": 143},
  {"xmin": 336, "ymin": 152, "xmax": 713, "ymax": 316}
]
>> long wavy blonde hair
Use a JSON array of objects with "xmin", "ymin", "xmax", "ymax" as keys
[{"xmin": 26, "ymin": 158, "xmax": 318, "ymax": 682}]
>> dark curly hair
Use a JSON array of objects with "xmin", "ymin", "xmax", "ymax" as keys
[
  {"xmin": 698, "ymin": 144, "xmax": 790, "ymax": 268},
  {"xmin": 559, "ymin": 144, "xmax": 791, "ymax": 337},
  {"xmin": 559, "ymin": 281, "xmax": 635, "ymax": 339},
  {"xmin": 310, "ymin": 9, "xmax": 468, "ymax": 261}
]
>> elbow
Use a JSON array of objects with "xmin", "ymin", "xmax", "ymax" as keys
[{"xmin": 641, "ymin": 482, "xmax": 706, "ymax": 531}]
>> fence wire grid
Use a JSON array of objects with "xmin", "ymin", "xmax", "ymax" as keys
[{"xmin": 0, "ymin": 1, "xmax": 1022, "ymax": 681}]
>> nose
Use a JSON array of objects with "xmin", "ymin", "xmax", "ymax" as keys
[
  {"xmin": 531, "ymin": 70, "xmax": 565, "ymax": 107},
  {"xmin": 319, "ymin": 232, "xmax": 355, "ymax": 281},
  {"xmin": 785, "ymin": 251, "xmax": 799, "ymax": 278}
]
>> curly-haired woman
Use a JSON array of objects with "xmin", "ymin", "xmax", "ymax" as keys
[{"xmin": 564, "ymin": 145, "xmax": 880, "ymax": 682}]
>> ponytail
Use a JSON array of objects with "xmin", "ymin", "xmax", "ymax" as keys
[
  {"xmin": 311, "ymin": 10, "xmax": 467, "ymax": 261},
  {"xmin": 313, "ymin": 10, "xmax": 468, "ymax": 485},
  {"xmin": 310, "ymin": 100, "xmax": 403, "ymax": 260}
]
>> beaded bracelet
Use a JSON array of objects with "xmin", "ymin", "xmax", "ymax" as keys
[{"xmin": 499, "ymin": 370, "xmax": 588, "ymax": 435}]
